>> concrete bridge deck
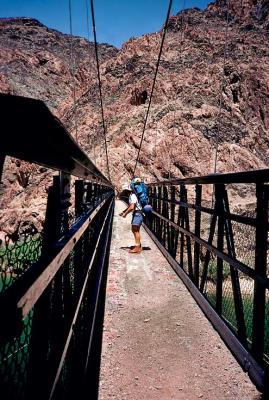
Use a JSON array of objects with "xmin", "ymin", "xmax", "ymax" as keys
[{"xmin": 99, "ymin": 201, "xmax": 260, "ymax": 400}]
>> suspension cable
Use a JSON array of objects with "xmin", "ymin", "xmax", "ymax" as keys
[
  {"xmin": 85, "ymin": 0, "xmax": 97, "ymax": 166},
  {"xmin": 89, "ymin": 0, "xmax": 111, "ymax": 181},
  {"xmin": 85, "ymin": 0, "xmax": 91, "ymax": 41},
  {"xmin": 206, "ymin": 0, "xmax": 230, "ymax": 212},
  {"xmin": 168, "ymin": 0, "xmax": 186, "ymax": 180},
  {"xmin": 133, "ymin": 0, "xmax": 173, "ymax": 177},
  {"xmin": 68, "ymin": 0, "xmax": 79, "ymax": 142},
  {"xmin": 213, "ymin": 0, "xmax": 230, "ymax": 174}
]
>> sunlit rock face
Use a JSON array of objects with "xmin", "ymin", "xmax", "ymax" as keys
[{"xmin": 0, "ymin": 0, "xmax": 268, "ymax": 233}]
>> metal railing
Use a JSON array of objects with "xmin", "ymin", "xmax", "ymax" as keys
[
  {"xmin": 144, "ymin": 170, "xmax": 269, "ymax": 393},
  {"xmin": 0, "ymin": 94, "xmax": 114, "ymax": 400}
]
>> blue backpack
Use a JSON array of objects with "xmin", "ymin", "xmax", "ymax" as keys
[{"xmin": 130, "ymin": 179, "xmax": 149, "ymax": 207}]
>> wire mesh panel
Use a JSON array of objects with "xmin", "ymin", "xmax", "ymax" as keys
[
  {"xmin": 0, "ymin": 94, "xmax": 114, "ymax": 399},
  {"xmin": 0, "ymin": 235, "xmax": 42, "ymax": 292},
  {"xmin": 0, "ymin": 174, "xmax": 114, "ymax": 400},
  {"xmin": 0, "ymin": 181, "xmax": 114, "ymax": 400},
  {"xmin": 0, "ymin": 311, "xmax": 33, "ymax": 399},
  {"xmin": 146, "ymin": 171, "xmax": 269, "ymax": 393},
  {"xmin": 231, "ymin": 222, "xmax": 256, "ymax": 268}
]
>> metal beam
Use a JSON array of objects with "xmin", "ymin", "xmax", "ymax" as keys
[
  {"xmin": 151, "ymin": 209, "xmax": 269, "ymax": 288},
  {"xmin": 0, "ymin": 195, "xmax": 112, "ymax": 343},
  {"xmin": 0, "ymin": 94, "xmax": 112, "ymax": 187},
  {"xmin": 150, "ymin": 168, "xmax": 269, "ymax": 186}
]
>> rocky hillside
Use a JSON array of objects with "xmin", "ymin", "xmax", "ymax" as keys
[{"xmin": 0, "ymin": 0, "xmax": 268, "ymax": 234}]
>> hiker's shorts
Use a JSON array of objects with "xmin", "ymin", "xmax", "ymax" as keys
[{"xmin": 131, "ymin": 212, "xmax": 143, "ymax": 227}]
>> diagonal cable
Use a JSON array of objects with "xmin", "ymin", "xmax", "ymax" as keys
[
  {"xmin": 85, "ymin": 0, "xmax": 97, "ymax": 165},
  {"xmin": 168, "ymin": 0, "xmax": 186, "ymax": 180},
  {"xmin": 133, "ymin": 0, "xmax": 173, "ymax": 177},
  {"xmin": 213, "ymin": 0, "xmax": 230, "ymax": 174},
  {"xmin": 68, "ymin": 0, "xmax": 79, "ymax": 142},
  {"xmin": 89, "ymin": 0, "xmax": 111, "ymax": 181}
]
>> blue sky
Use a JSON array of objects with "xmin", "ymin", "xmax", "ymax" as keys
[{"xmin": 0, "ymin": 0, "xmax": 211, "ymax": 48}]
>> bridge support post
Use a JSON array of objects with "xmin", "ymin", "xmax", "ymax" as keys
[
  {"xmin": 223, "ymin": 187, "xmax": 247, "ymax": 345},
  {"xmin": 183, "ymin": 186, "xmax": 193, "ymax": 280},
  {"xmin": 163, "ymin": 186, "xmax": 170, "ymax": 250},
  {"xmin": 194, "ymin": 184, "xmax": 202, "ymax": 286},
  {"xmin": 215, "ymin": 184, "xmax": 225, "ymax": 314},
  {"xmin": 26, "ymin": 175, "xmax": 63, "ymax": 400},
  {"xmin": 157, "ymin": 187, "xmax": 162, "ymax": 241},
  {"xmin": 75, "ymin": 179, "xmax": 85, "ymax": 216},
  {"xmin": 252, "ymin": 183, "xmax": 268, "ymax": 364},
  {"xmin": 170, "ymin": 186, "xmax": 176, "ymax": 257},
  {"xmin": 179, "ymin": 185, "xmax": 185, "ymax": 269}
]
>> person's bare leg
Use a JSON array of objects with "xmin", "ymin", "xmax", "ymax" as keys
[
  {"xmin": 129, "ymin": 225, "xmax": 142, "ymax": 253},
  {"xmin": 132, "ymin": 225, "xmax": 141, "ymax": 246}
]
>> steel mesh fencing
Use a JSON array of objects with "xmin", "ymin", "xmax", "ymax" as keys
[
  {"xmin": 0, "ymin": 311, "xmax": 33, "ymax": 400},
  {"xmin": 231, "ymin": 221, "xmax": 256, "ymax": 268},
  {"xmin": 0, "ymin": 234, "xmax": 42, "ymax": 293},
  {"xmin": 146, "ymin": 177, "xmax": 269, "ymax": 393},
  {"xmin": 0, "ymin": 177, "xmax": 114, "ymax": 400}
]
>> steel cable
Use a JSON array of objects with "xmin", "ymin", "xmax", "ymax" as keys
[
  {"xmin": 213, "ymin": 0, "xmax": 230, "ymax": 174},
  {"xmin": 133, "ymin": 0, "xmax": 173, "ymax": 177},
  {"xmin": 85, "ymin": 0, "xmax": 97, "ymax": 166},
  {"xmin": 205, "ymin": 0, "xmax": 231, "ymax": 279},
  {"xmin": 68, "ymin": 0, "xmax": 79, "ymax": 142},
  {"xmin": 168, "ymin": 0, "xmax": 186, "ymax": 180},
  {"xmin": 89, "ymin": 0, "xmax": 111, "ymax": 181}
]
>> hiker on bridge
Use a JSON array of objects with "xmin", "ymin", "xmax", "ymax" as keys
[{"xmin": 119, "ymin": 177, "xmax": 148, "ymax": 254}]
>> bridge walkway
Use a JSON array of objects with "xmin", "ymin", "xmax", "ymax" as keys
[{"xmin": 99, "ymin": 200, "xmax": 259, "ymax": 400}]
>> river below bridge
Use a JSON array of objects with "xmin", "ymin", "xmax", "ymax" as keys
[{"xmin": 98, "ymin": 200, "xmax": 260, "ymax": 400}]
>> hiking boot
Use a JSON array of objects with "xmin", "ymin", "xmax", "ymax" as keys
[{"xmin": 129, "ymin": 245, "xmax": 142, "ymax": 254}]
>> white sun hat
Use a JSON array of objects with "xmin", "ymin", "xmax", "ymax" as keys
[
  {"xmin": 133, "ymin": 177, "xmax": 142, "ymax": 184},
  {"xmin": 122, "ymin": 183, "xmax": 131, "ymax": 191}
]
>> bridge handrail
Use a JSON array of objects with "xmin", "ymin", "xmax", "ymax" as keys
[
  {"xmin": 0, "ymin": 94, "xmax": 115, "ymax": 399},
  {"xmin": 143, "ymin": 179, "xmax": 269, "ymax": 393},
  {"xmin": 0, "ymin": 93, "xmax": 112, "ymax": 187},
  {"xmin": 149, "ymin": 168, "xmax": 269, "ymax": 186},
  {"xmin": 0, "ymin": 193, "xmax": 112, "ymax": 339}
]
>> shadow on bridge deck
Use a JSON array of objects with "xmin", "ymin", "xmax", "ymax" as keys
[{"xmin": 99, "ymin": 201, "xmax": 260, "ymax": 400}]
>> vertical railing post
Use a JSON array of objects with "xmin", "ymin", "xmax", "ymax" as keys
[
  {"xmin": 68, "ymin": 179, "xmax": 86, "ymax": 395},
  {"xmin": 173, "ymin": 186, "xmax": 181, "ymax": 260},
  {"xmin": 162, "ymin": 186, "xmax": 170, "ymax": 249},
  {"xmin": 179, "ymin": 185, "xmax": 185, "ymax": 269},
  {"xmin": 60, "ymin": 172, "xmax": 71, "ymax": 232},
  {"xmin": 86, "ymin": 182, "xmax": 93, "ymax": 209},
  {"xmin": 74, "ymin": 180, "xmax": 85, "ymax": 299},
  {"xmin": 75, "ymin": 180, "xmax": 85, "ymax": 216},
  {"xmin": 200, "ymin": 212, "xmax": 217, "ymax": 293},
  {"xmin": 182, "ymin": 186, "xmax": 193, "ymax": 279},
  {"xmin": 26, "ymin": 175, "xmax": 62, "ymax": 400},
  {"xmin": 42, "ymin": 175, "xmax": 62, "ymax": 253},
  {"xmin": 50, "ymin": 173, "xmax": 72, "ymax": 395},
  {"xmin": 223, "ymin": 187, "xmax": 247, "ymax": 344},
  {"xmin": 194, "ymin": 184, "xmax": 202, "ymax": 286},
  {"xmin": 86, "ymin": 182, "xmax": 92, "ymax": 201},
  {"xmin": 170, "ymin": 186, "xmax": 176, "ymax": 257},
  {"xmin": 147, "ymin": 186, "xmax": 153, "ymax": 231},
  {"xmin": 252, "ymin": 183, "xmax": 268, "ymax": 363},
  {"xmin": 157, "ymin": 186, "xmax": 162, "ymax": 242},
  {"xmin": 215, "ymin": 184, "xmax": 225, "ymax": 314},
  {"xmin": 153, "ymin": 186, "xmax": 157, "ymax": 235},
  {"xmin": 93, "ymin": 183, "xmax": 98, "ymax": 206}
]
